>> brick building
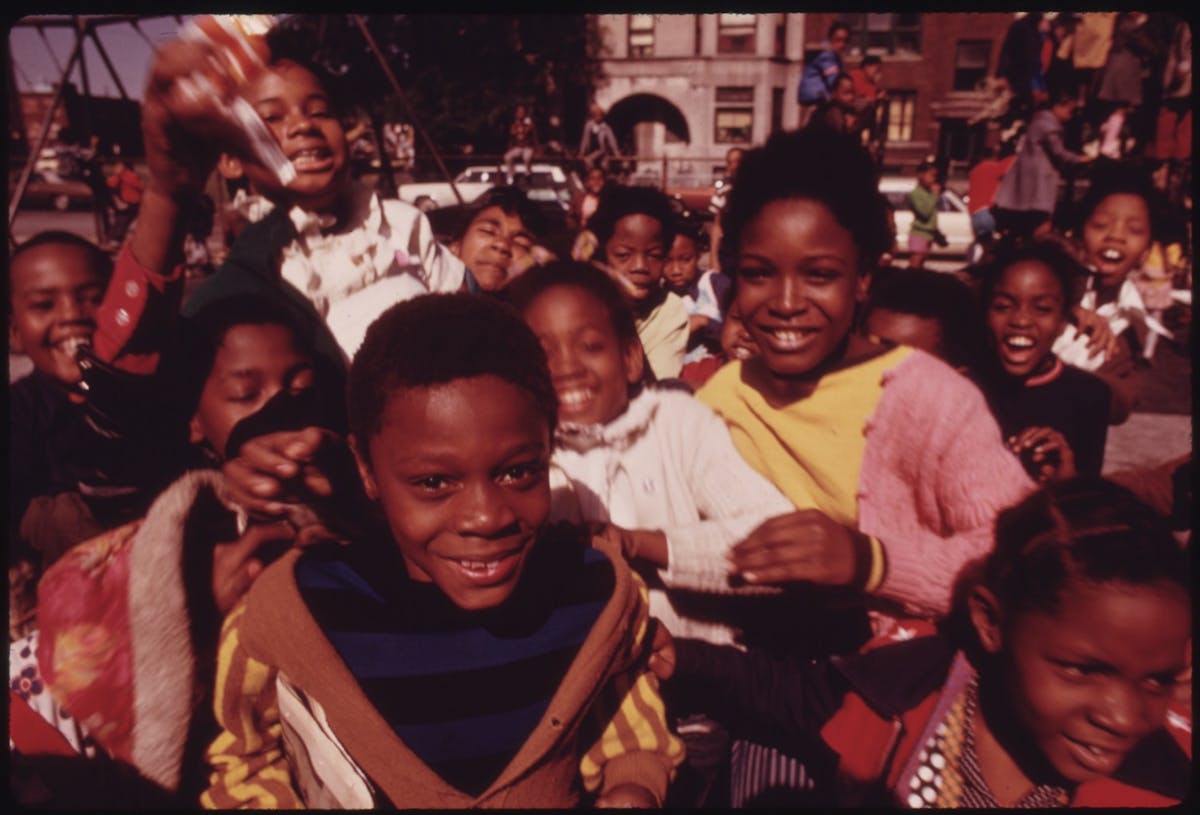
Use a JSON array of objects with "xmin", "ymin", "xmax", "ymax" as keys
[
  {"xmin": 802, "ymin": 11, "xmax": 1017, "ymax": 174},
  {"xmin": 588, "ymin": 12, "xmax": 1020, "ymax": 182}
]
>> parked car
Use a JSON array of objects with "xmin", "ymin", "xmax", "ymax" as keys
[
  {"xmin": 878, "ymin": 176, "xmax": 973, "ymax": 259},
  {"xmin": 14, "ymin": 171, "xmax": 95, "ymax": 212},
  {"xmin": 396, "ymin": 162, "xmax": 582, "ymax": 214}
]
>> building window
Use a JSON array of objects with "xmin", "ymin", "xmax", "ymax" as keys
[
  {"xmin": 715, "ymin": 109, "xmax": 753, "ymax": 143},
  {"xmin": 695, "ymin": 13, "xmax": 703, "ymax": 55},
  {"xmin": 718, "ymin": 13, "xmax": 756, "ymax": 54},
  {"xmin": 716, "ymin": 87, "xmax": 754, "ymax": 104},
  {"xmin": 886, "ymin": 90, "xmax": 917, "ymax": 142},
  {"xmin": 629, "ymin": 14, "xmax": 654, "ymax": 58},
  {"xmin": 953, "ymin": 39, "xmax": 991, "ymax": 91},
  {"xmin": 839, "ymin": 12, "xmax": 922, "ymax": 55},
  {"xmin": 774, "ymin": 17, "xmax": 786, "ymax": 57}
]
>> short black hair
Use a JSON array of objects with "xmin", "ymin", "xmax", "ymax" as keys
[
  {"xmin": 506, "ymin": 259, "xmax": 640, "ymax": 350},
  {"xmin": 452, "ymin": 185, "xmax": 545, "ymax": 242},
  {"xmin": 985, "ymin": 476, "xmax": 1189, "ymax": 616},
  {"xmin": 9, "ymin": 231, "xmax": 113, "ymax": 302},
  {"xmin": 975, "ymin": 237, "xmax": 1084, "ymax": 317},
  {"xmin": 719, "ymin": 128, "xmax": 893, "ymax": 274},
  {"xmin": 347, "ymin": 292, "xmax": 557, "ymax": 456},
  {"xmin": 861, "ymin": 55, "xmax": 882, "ymax": 68},
  {"xmin": 1074, "ymin": 160, "xmax": 1161, "ymax": 237},
  {"xmin": 863, "ymin": 267, "xmax": 984, "ymax": 369},
  {"xmin": 588, "ymin": 185, "xmax": 678, "ymax": 262},
  {"xmin": 671, "ymin": 211, "xmax": 710, "ymax": 254}
]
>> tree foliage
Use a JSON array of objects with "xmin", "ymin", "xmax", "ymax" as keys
[{"xmin": 270, "ymin": 14, "xmax": 603, "ymax": 157}]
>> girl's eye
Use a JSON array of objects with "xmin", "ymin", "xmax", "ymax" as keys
[
  {"xmin": 227, "ymin": 390, "xmax": 260, "ymax": 405},
  {"xmin": 1142, "ymin": 675, "xmax": 1176, "ymax": 696},
  {"xmin": 806, "ymin": 268, "xmax": 839, "ymax": 282},
  {"xmin": 737, "ymin": 266, "xmax": 772, "ymax": 282}
]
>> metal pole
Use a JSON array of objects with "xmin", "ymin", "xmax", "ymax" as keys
[
  {"xmin": 8, "ymin": 24, "xmax": 87, "ymax": 229},
  {"xmin": 351, "ymin": 14, "xmax": 464, "ymax": 205}
]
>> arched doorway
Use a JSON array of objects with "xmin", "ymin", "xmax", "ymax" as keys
[{"xmin": 605, "ymin": 93, "xmax": 691, "ymax": 158}]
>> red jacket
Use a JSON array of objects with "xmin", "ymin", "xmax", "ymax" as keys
[{"xmin": 820, "ymin": 622, "xmax": 1191, "ymax": 807}]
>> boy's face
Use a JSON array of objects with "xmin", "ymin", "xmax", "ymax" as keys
[
  {"xmin": 663, "ymin": 234, "xmax": 700, "ymax": 292},
  {"xmin": 983, "ymin": 578, "xmax": 1190, "ymax": 785},
  {"xmin": 1081, "ymin": 193, "xmax": 1151, "ymax": 288},
  {"xmin": 604, "ymin": 214, "xmax": 667, "ymax": 302},
  {"xmin": 451, "ymin": 205, "xmax": 534, "ymax": 292},
  {"xmin": 240, "ymin": 60, "xmax": 348, "ymax": 212},
  {"xmin": 189, "ymin": 322, "xmax": 316, "ymax": 456},
  {"xmin": 8, "ymin": 242, "xmax": 104, "ymax": 388},
  {"xmin": 834, "ymin": 78, "xmax": 856, "ymax": 109},
  {"xmin": 355, "ymin": 375, "xmax": 552, "ymax": 611},
  {"xmin": 585, "ymin": 169, "xmax": 606, "ymax": 194}
]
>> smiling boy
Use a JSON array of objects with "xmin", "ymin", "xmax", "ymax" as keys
[{"xmin": 202, "ymin": 293, "xmax": 682, "ymax": 808}]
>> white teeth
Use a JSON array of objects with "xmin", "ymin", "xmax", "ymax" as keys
[
  {"xmin": 1100, "ymin": 249, "xmax": 1123, "ymax": 262},
  {"xmin": 558, "ymin": 389, "xmax": 591, "ymax": 408},
  {"xmin": 1005, "ymin": 336, "xmax": 1034, "ymax": 348},
  {"xmin": 457, "ymin": 559, "xmax": 500, "ymax": 577},
  {"xmin": 56, "ymin": 336, "xmax": 92, "ymax": 355},
  {"xmin": 768, "ymin": 329, "xmax": 810, "ymax": 349}
]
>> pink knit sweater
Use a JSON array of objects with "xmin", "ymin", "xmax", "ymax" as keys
[
  {"xmin": 855, "ymin": 351, "xmax": 1036, "ymax": 614},
  {"xmin": 701, "ymin": 349, "xmax": 1036, "ymax": 617}
]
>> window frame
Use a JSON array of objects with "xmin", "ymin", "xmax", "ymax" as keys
[
  {"xmin": 717, "ymin": 13, "xmax": 757, "ymax": 54},
  {"xmin": 628, "ymin": 13, "xmax": 655, "ymax": 58}
]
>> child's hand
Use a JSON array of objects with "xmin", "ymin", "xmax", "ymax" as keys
[
  {"xmin": 1070, "ymin": 305, "xmax": 1118, "ymax": 360},
  {"xmin": 1008, "ymin": 426, "xmax": 1077, "ymax": 483},
  {"xmin": 588, "ymin": 523, "xmax": 669, "ymax": 568},
  {"xmin": 212, "ymin": 520, "xmax": 295, "ymax": 614},
  {"xmin": 729, "ymin": 510, "xmax": 865, "ymax": 588},
  {"xmin": 222, "ymin": 427, "xmax": 366, "ymax": 537},
  {"xmin": 647, "ymin": 620, "xmax": 676, "ymax": 681},
  {"xmin": 142, "ymin": 39, "xmax": 257, "ymax": 197},
  {"xmin": 596, "ymin": 783, "xmax": 660, "ymax": 808}
]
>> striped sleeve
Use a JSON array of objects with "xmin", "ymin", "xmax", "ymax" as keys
[
  {"xmin": 578, "ymin": 574, "xmax": 685, "ymax": 804},
  {"xmin": 201, "ymin": 601, "xmax": 301, "ymax": 809}
]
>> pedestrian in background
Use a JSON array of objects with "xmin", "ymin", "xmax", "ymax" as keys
[{"xmin": 796, "ymin": 21, "xmax": 850, "ymax": 128}]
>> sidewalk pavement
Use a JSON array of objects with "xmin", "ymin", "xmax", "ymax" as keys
[{"xmin": 1102, "ymin": 412, "xmax": 1192, "ymax": 476}]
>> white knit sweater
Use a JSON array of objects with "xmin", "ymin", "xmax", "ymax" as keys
[{"xmin": 549, "ymin": 387, "xmax": 794, "ymax": 644}]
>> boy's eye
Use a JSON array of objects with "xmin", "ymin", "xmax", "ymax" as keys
[
  {"xmin": 805, "ymin": 268, "xmax": 839, "ymax": 282},
  {"xmin": 227, "ymin": 390, "xmax": 260, "ymax": 405},
  {"xmin": 496, "ymin": 461, "xmax": 546, "ymax": 487},
  {"xmin": 411, "ymin": 474, "xmax": 453, "ymax": 492},
  {"xmin": 609, "ymin": 251, "xmax": 631, "ymax": 263},
  {"xmin": 28, "ymin": 299, "xmax": 54, "ymax": 312}
]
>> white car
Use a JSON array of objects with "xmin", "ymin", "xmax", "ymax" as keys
[
  {"xmin": 878, "ymin": 176, "xmax": 973, "ymax": 259},
  {"xmin": 396, "ymin": 162, "xmax": 581, "ymax": 213}
]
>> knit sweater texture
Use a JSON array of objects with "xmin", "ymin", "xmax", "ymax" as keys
[{"xmin": 698, "ymin": 348, "xmax": 1036, "ymax": 617}]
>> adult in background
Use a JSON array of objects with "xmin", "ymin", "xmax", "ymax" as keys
[
  {"xmin": 503, "ymin": 103, "xmax": 539, "ymax": 186},
  {"xmin": 849, "ymin": 55, "xmax": 887, "ymax": 162},
  {"xmin": 578, "ymin": 104, "xmax": 620, "ymax": 171},
  {"xmin": 992, "ymin": 87, "xmax": 1095, "ymax": 240},
  {"xmin": 796, "ymin": 21, "xmax": 850, "ymax": 129},
  {"xmin": 996, "ymin": 12, "xmax": 1047, "ymax": 125}
]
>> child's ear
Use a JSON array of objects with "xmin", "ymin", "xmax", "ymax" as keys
[
  {"xmin": 855, "ymin": 268, "xmax": 873, "ymax": 303},
  {"xmin": 188, "ymin": 413, "xmax": 206, "ymax": 446},
  {"xmin": 348, "ymin": 434, "xmax": 379, "ymax": 501},
  {"xmin": 623, "ymin": 339, "xmax": 646, "ymax": 385},
  {"xmin": 9, "ymin": 321, "xmax": 25, "ymax": 355},
  {"xmin": 967, "ymin": 585, "xmax": 1005, "ymax": 654}
]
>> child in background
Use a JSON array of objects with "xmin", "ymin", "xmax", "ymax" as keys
[
  {"xmin": 663, "ymin": 216, "xmax": 731, "ymax": 372},
  {"xmin": 1052, "ymin": 161, "xmax": 1170, "ymax": 422},
  {"xmin": 203, "ymin": 293, "xmax": 682, "ymax": 808},
  {"xmin": 906, "ymin": 158, "xmax": 942, "ymax": 270},
  {"xmin": 7, "ymin": 232, "xmax": 113, "ymax": 638},
  {"xmin": 860, "ymin": 266, "xmax": 985, "ymax": 372},
  {"xmin": 586, "ymin": 185, "xmax": 689, "ymax": 380},
  {"xmin": 166, "ymin": 25, "xmax": 465, "ymax": 366},
  {"xmin": 10, "ymin": 294, "xmax": 346, "ymax": 807},
  {"xmin": 447, "ymin": 186, "xmax": 542, "ymax": 293},
  {"xmin": 575, "ymin": 165, "xmax": 607, "ymax": 231},
  {"xmin": 974, "ymin": 240, "xmax": 1111, "ymax": 481},
  {"xmin": 105, "ymin": 157, "xmax": 145, "ymax": 244},
  {"xmin": 661, "ymin": 476, "xmax": 1192, "ymax": 807}
]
